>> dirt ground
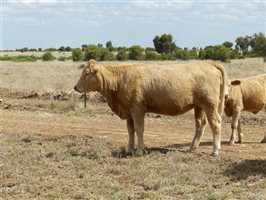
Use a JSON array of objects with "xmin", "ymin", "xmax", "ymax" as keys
[{"xmin": 1, "ymin": 91, "xmax": 265, "ymax": 160}]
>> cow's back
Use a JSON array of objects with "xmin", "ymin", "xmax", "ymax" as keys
[
  {"xmin": 135, "ymin": 62, "xmax": 223, "ymax": 115},
  {"xmin": 241, "ymin": 74, "xmax": 266, "ymax": 112}
]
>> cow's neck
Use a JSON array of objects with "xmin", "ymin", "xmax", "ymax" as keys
[{"xmin": 98, "ymin": 66, "xmax": 120, "ymax": 97}]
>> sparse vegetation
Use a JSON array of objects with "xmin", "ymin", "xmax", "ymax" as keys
[
  {"xmin": 42, "ymin": 52, "xmax": 55, "ymax": 61},
  {"xmin": 0, "ymin": 55, "xmax": 39, "ymax": 62}
]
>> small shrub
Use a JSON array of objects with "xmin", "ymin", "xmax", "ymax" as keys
[
  {"xmin": 145, "ymin": 50, "xmax": 157, "ymax": 60},
  {"xmin": 42, "ymin": 52, "xmax": 54, "ymax": 61},
  {"xmin": 58, "ymin": 56, "xmax": 66, "ymax": 61},
  {"xmin": 116, "ymin": 49, "xmax": 128, "ymax": 61},
  {"xmin": 72, "ymin": 48, "xmax": 84, "ymax": 62},
  {"xmin": 129, "ymin": 45, "xmax": 144, "ymax": 60},
  {"xmin": 84, "ymin": 45, "xmax": 101, "ymax": 61}
]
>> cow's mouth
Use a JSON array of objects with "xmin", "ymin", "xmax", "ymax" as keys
[{"xmin": 74, "ymin": 86, "xmax": 82, "ymax": 93}]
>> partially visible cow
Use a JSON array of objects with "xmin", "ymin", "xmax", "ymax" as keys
[
  {"xmin": 74, "ymin": 60, "xmax": 228, "ymax": 156},
  {"xmin": 224, "ymin": 74, "xmax": 266, "ymax": 144}
]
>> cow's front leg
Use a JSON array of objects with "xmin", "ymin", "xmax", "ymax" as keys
[
  {"xmin": 230, "ymin": 109, "xmax": 241, "ymax": 145},
  {"xmin": 126, "ymin": 118, "xmax": 135, "ymax": 154},
  {"xmin": 131, "ymin": 109, "xmax": 145, "ymax": 156}
]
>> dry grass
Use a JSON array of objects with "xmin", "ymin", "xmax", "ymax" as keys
[
  {"xmin": 0, "ymin": 51, "xmax": 72, "ymax": 59},
  {"xmin": 1, "ymin": 131, "xmax": 265, "ymax": 200},
  {"xmin": 1, "ymin": 58, "xmax": 265, "ymax": 94}
]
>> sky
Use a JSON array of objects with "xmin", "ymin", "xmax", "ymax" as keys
[{"xmin": 1, "ymin": 0, "xmax": 265, "ymax": 50}]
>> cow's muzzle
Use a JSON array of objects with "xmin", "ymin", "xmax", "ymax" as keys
[{"xmin": 74, "ymin": 86, "xmax": 81, "ymax": 93}]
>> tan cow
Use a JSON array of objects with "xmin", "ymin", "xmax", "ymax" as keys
[
  {"xmin": 224, "ymin": 74, "xmax": 266, "ymax": 145},
  {"xmin": 74, "ymin": 60, "xmax": 228, "ymax": 156}
]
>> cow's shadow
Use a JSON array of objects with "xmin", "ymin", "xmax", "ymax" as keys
[
  {"xmin": 223, "ymin": 159, "xmax": 266, "ymax": 180},
  {"xmin": 111, "ymin": 141, "xmax": 229, "ymax": 158}
]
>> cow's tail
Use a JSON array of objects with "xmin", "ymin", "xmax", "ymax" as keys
[{"xmin": 210, "ymin": 61, "xmax": 228, "ymax": 116}]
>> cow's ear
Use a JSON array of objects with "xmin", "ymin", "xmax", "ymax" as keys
[
  {"xmin": 87, "ymin": 59, "xmax": 98, "ymax": 73},
  {"xmin": 231, "ymin": 80, "xmax": 241, "ymax": 85},
  {"xmin": 88, "ymin": 59, "xmax": 97, "ymax": 66},
  {"xmin": 90, "ymin": 66, "xmax": 98, "ymax": 74}
]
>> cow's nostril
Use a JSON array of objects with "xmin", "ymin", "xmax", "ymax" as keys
[{"xmin": 74, "ymin": 86, "xmax": 77, "ymax": 91}]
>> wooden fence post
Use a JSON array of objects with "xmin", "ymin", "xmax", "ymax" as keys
[{"xmin": 84, "ymin": 92, "xmax": 87, "ymax": 108}]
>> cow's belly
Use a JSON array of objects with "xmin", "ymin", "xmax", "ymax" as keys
[{"xmin": 146, "ymin": 101, "xmax": 194, "ymax": 116}]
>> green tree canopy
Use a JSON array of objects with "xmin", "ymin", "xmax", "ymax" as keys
[
  {"xmin": 129, "ymin": 45, "xmax": 144, "ymax": 60},
  {"xmin": 106, "ymin": 41, "xmax": 114, "ymax": 52},
  {"xmin": 153, "ymin": 34, "xmax": 176, "ymax": 54}
]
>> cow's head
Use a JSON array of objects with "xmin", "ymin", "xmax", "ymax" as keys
[{"xmin": 74, "ymin": 59, "xmax": 101, "ymax": 93}]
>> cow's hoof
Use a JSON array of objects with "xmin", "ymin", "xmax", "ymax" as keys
[
  {"xmin": 211, "ymin": 151, "xmax": 219, "ymax": 157},
  {"xmin": 135, "ymin": 150, "xmax": 144, "ymax": 156},
  {"xmin": 229, "ymin": 141, "xmax": 235, "ymax": 145},
  {"xmin": 237, "ymin": 140, "xmax": 243, "ymax": 144},
  {"xmin": 188, "ymin": 146, "xmax": 198, "ymax": 153}
]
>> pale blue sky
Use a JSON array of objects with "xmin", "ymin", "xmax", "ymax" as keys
[{"xmin": 1, "ymin": 0, "xmax": 265, "ymax": 50}]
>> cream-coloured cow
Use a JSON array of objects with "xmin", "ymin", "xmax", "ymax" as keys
[
  {"xmin": 224, "ymin": 74, "xmax": 266, "ymax": 144},
  {"xmin": 74, "ymin": 60, "xmax": 228, "ymax": 156}
]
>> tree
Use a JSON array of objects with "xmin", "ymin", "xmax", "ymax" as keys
[
  {"xmin": 129, "ymin": 45, "xmax": 144, "ymax": 60},
  {"xmin": 99, "ymin": 48, "xmax": 114, "ymax": 61},
  {"xmin": 72, "ymin": 48, "xmax": 84, "ymax": 62},
  {"xmin": 235, "ymin": 36, "xmax": 249, "ymax": 55},
  {"xmin": 174, "ymin": 48, "xmax": 190, "ymax": 60},
  {"xmin": 116, "ymin": 49, "xmax": 128, "ymax": 61},
  {"xmin": 145, "ymin": 50, "xmax": 157, "ymax": 60},
  {"xmin": 81, "ymin": 44, "xmax": 88, "ymax": 51},
  {"xmin": 58, "ymin": 46, "xmax": 66, "ymax": 52},
  {"xmin": 212, "ymin": 45, "xmax": 231, "ymax": 62},
  {"xmin": 153, "ymin": 34, "xmax": 176, "ymax": 55},
  {"xmin": 106, "ymin": 41, "xmax": 114, "ymax": 52},
  {"xmin": 222, "ymin": 41, "xmax": 233, "ymax": 49},
  {"xmin": 189, "ymin": 47, "xmax": 198, "ymax": 59},
  {"xmin": 84, "ymin": 45, "xmax": 101, "ymax": 61},
  {"xmin": 251, "ymin": 32, "xmax": 266, "ymax": 59},
  {"xmin": 65, "ymin": 46, "xmax": 71, "ymax": 52}
]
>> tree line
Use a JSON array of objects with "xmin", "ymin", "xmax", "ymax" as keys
[{"xmin": 4, "ymin": 32, "xmax": 266, "ymax": 62}]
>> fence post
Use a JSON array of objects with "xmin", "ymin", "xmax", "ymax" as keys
[{"xmin": 84, "ymin": 92, "xmax": 87, "ymax": 108}]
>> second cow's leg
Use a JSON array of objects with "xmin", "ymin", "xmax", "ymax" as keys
[
  {"xmin": 190, "ymin": 106, "xmax": 208, "ymax": 151},
  {"xmin": 230, "ymin": 110, "xmax": 241, "ymax": 145}
]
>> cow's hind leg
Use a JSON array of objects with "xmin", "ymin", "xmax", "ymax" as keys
[
  {"xmin": 190, "ymin": 106, "xmax": 208, "ymax": 152},
  {"xmin": 131, "ymin": 109, "xmax": 145, "ymax": 156},
  {"xmin": 127, "ymin": 118, "xmax": 135, "ymax": 154},
  {"xmin": 205, "ymin": 107, "xmax": 222, "ymax": 156}
]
